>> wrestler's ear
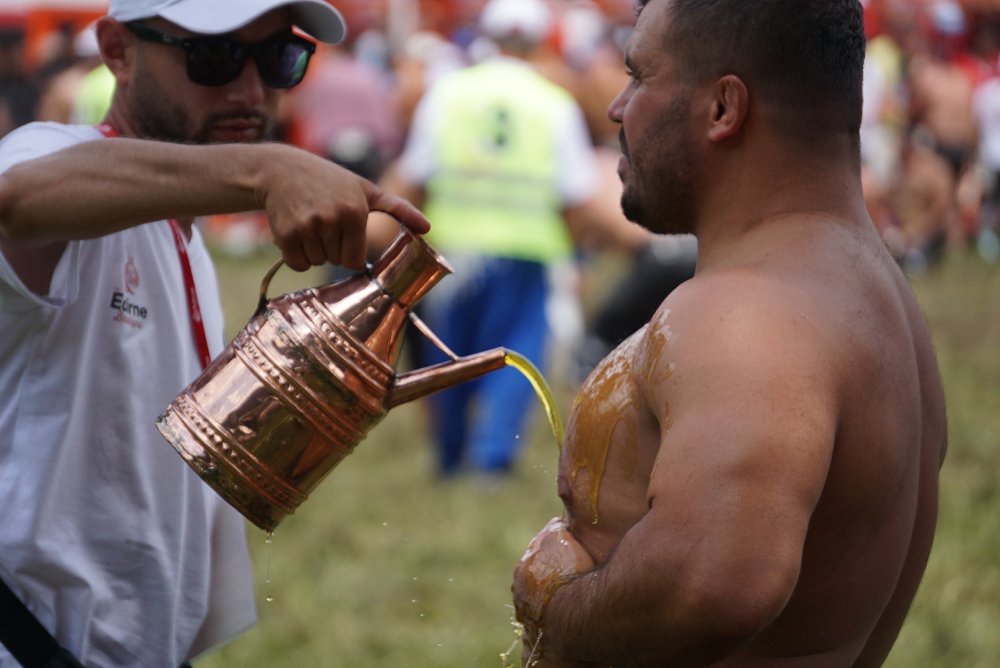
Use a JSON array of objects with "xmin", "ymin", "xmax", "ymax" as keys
[
  {"xmin": 707, "ymin": 74, "xmax": 748, "ymax": 143},
  {"xmin": 95, "ymin": 18, "xmax": 135, "ymax": 86}
]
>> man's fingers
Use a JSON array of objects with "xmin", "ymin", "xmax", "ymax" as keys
[
  {"xmin": 542, "ymin": 516, "xmax": 569, "ymax": 534},
  {"xmin": 281, "ymin": 243, "xmax": 310, "ymax": 272},
  {"xmin": 369, "ymin": 189, "xmax": 431, "ymax": 234},
  {"xmin": 301, "ymin": 234, "xmax": 328, "ymax": 267},
  {"xmin": 337, "ymin": 223, "xmax": 367, "ymax": 269},
  {"xmin": 269, "ymin": 177, "xmax": 426, "ymax": 271},
  {"xmin": 318, "ymin": 225, "xmax": 343, "ymax": 268}
]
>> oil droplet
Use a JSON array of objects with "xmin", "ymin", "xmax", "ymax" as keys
[
  {"xmin": 504, "ymin": 351, "xmax": 564, "ymax": 447},
  {"xmin": 263, "ymin": 531, "xmax": 275, "ymax": 604}
]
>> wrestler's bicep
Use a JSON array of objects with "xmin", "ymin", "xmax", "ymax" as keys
[{"xmin": 637, "ymin": 292, "xmax": 837, "ymax": 618}]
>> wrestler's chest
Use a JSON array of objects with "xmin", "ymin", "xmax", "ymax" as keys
[{"xmin": 558, "ymin": 351, "xmax": 658, "ymax": 558}]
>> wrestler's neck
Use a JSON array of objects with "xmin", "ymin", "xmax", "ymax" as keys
[{"xmin": 695, "ymin": 137, "xmax": 865, "ymax": 265}]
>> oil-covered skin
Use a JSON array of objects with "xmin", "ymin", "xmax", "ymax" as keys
[
  {"xmin": 559, "ymin": 321, "xmax": 662, "ymax": 561},
  {"xmin": 511, "ymin": 318, "xmax": 662, "ymax": 668},
  {"xmin": 512, "ymin": 225, "xmax": 947, "ymax": 667},
  {"xmin": 511, "ymin": 0, "xmax": 946, "ymax": 663}
]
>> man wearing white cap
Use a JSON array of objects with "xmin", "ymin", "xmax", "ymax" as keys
[{"xmin": 0, "ymin": 1, "xmax": 429, "ymax": 667}]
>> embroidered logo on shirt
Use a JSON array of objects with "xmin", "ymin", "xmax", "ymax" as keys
[
  {"xmin": 124, "ymin": 255, "xmax": 140, "ymax": 294},
  {"xmin": 110, "ymin": 256, "xmax": 149, "ymax": 329}
]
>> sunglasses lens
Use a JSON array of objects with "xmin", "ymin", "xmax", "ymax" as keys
[
  {"xmin": 186, "ymin": 38, "xmax": 246, "ymax": 86},
  {"xmin": 254, "ymin": 39, "xmax": 313, "ymax": 88}
]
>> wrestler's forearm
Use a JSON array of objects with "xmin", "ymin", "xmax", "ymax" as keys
[{"xmin": 539, "ymin": 521, "xmax": 782, "ymax": 667}]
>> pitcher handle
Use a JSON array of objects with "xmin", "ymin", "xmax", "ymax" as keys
[
  {"xmin": 254, "ymin": 259, "xmax": 285, "ymax": 317},
  {"xmin": 254, "ymin": 259, "xmax": 377, "ymax": 318}
]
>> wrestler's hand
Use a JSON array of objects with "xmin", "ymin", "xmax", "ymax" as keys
[
  {"xmin": 512, "ymin": 517, "xmax": 597, "ymax": 667},
  {"xmin": 259, "ymin": 145, "xmax": 429, "ymax": 271}
]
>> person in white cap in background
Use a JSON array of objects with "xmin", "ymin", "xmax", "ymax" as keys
[
  {"xmin": 373, "ymin": 0, "xmax": 648, "ymax": 481},
  {"xmin": 0, "ymin": 1, "xmax": 430, "ymax": 666}
]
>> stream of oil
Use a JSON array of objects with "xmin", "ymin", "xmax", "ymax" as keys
[
  {"xmin": 504, "ymin": 350, "xmax": 564, "ymax": 448},
  {"xmin": 502, "ymin": 353, "xmax": 575, "ymax": 667},
  {"xmin": 256, "ymin": 352, "xmax": 562, "ymax": 660}
]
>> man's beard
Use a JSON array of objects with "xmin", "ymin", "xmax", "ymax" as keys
[
  {"xmin": 127, "ymin": 72, "xmax": 273, "ymax": 144},
  {"xmin": 618, "ymin": 96, "xmax": 699, "ymax": 236},
  {"xmin": 620, "ymin": 173, "xmax": 643, "ymax": 226}
]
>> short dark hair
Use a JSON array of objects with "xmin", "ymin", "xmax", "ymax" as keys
[{"xmin": 641, "ymin": 0, "xmax": 865, "ymax": 137}]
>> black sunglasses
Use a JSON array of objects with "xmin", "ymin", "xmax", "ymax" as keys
[{"xmin": 125, "ymin": 22, "xmax": 316, "ymax": 89}]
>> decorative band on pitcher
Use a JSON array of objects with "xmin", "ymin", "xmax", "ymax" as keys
[
  {"xmin": 164, "ymin": 393, "xmax": 308, "ymax": 512},
  {"xmin": 296, "ymin": 297, "xmax": 394, "ymax": 391},
  {"xmin": 235, "ymin": 323, "xmax": 375, "ymax": 440}
]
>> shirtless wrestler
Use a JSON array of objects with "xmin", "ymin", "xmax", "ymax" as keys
[{"xmin": 511, "ymin": 1, "xmax": 948, "ymax": 666}]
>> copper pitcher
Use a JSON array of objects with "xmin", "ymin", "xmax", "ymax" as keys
[{"xmin": 156, "ymin": 227, "xmax": 507, "ymax": 532}]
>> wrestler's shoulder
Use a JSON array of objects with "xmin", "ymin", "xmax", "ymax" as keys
[{"xmin": 651, "ymin": 268, "xmax": 826, "ymax": 339}]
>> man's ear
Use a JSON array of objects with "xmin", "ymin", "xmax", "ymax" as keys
[
  {"xmin": 95, "ymin": 18, "xmax": 133, "ymax": 84},
  {"xmin": 706, "ymin": 74, "xmax": 748, "ymax": 143}
]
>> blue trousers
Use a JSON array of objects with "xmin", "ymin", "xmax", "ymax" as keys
[{"xmin": 418, "ymin": 256, "xmax": 549, "ymax": 475}]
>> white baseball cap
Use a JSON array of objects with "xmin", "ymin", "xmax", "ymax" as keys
[
  {"xmin": 479, "ymin": 0, "xmax": 552, "ymax": 44},
  {"xmin": 108, "ymin": 0, "xmax": 347, "ymax": 43}
]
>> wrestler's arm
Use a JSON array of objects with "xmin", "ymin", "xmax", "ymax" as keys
[
  {"xmin": 0, "ymin": 138, "xmax": 429, "ymax": 277},
  {"xmin": 538, "ymin": 279, "xmax": 838, "ymax": 666}
]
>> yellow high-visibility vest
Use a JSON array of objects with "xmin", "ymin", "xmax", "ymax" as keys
[
  {"xmin": 423, "ymin": 60, "xmax": 575, "ymax": 262},
  {"xmin": 73, "ymin": 65, "xmax": 115, "ymax": 126}
]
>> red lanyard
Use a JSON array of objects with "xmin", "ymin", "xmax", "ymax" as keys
[
  {"xmin": 96, "ymin": 124, "xmax": 211, "ymax": 369},
  {"xmin": 166, "ymin": 218, "xmax": 212, "ymax": 369}
]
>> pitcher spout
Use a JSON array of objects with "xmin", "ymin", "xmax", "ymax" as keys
[{"xmin": 386, "ymin": 347, "xmax": 508, "ymax": 409}]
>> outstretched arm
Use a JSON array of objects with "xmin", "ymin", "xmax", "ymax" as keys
[
  {"xmin": 0, "ymin": 137, "xmax": 429, "ymax": 290},
  {"xmin": 517, "ymin": 278, "xmax": 838, "ymax": 667}
]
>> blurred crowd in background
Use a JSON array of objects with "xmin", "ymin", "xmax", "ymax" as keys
[
  {"xmin": 862, "ymin": 0, "xmax": 1000, "ymax": 271},
  {"xmin": 5, "ymin": 0, "xmax": 1000, "ymax": 261},
  {"xmin": 1, "ymin": 0, "xmax": 998, "ymax": 467}
]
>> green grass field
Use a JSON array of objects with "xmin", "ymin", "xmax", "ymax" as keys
[{"xmin": 197, "ymin": 247, "xmax": 999, "ymax": 668}]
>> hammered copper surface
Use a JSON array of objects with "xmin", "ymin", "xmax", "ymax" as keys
[{"xmin": 156, "ymin": 228, "xmax": 507, "ymax": 532}]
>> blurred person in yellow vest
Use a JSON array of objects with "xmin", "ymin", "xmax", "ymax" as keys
[
  {"xmin": 374, "ymin": 0, "xmax": 648, "ymax": 479},
  {"xmin": 73, "ymin": 62, "xmax": 115, "ymax": 125}
]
